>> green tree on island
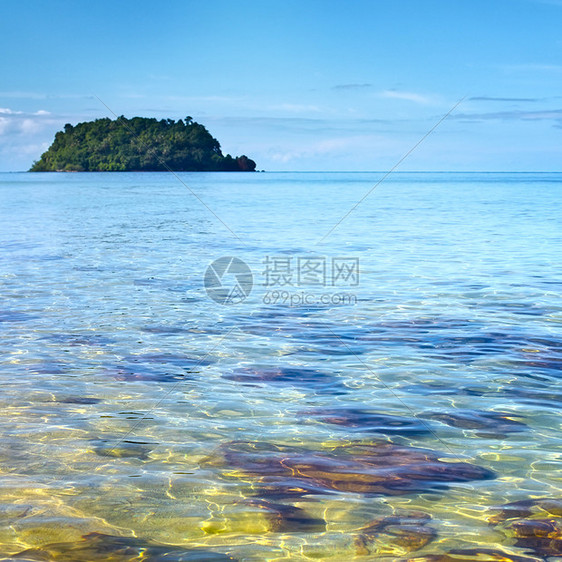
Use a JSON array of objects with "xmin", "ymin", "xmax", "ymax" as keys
[{"xmin": 30, "ymin": 116, "xmax": 256, "ymax": 172}]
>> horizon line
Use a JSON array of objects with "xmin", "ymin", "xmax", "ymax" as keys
[{"xmin": 2, "ymin": 170, "xmax": 562, "ymax": 174}]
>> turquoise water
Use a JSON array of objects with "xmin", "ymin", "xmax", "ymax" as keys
[{"xmin": 0, "ymin": 171, "xmax": 561, "ymax": 561}]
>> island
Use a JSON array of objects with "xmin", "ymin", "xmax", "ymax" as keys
[{"xmin": 30, "ymin": 116, "xmax": 256, "ymax": 172}]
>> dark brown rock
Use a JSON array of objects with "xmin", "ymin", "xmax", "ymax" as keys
[
  {"xmin": 216, "ymin": 440, "xmax": 494, "ymax": 497},
  {"xmin": 10, "ymin": 532, "xmax": 237, "ymax": 561},
  {"xmin": 354, "ymin": 510, "xmax": 435, "ymax": 556},
  {"xmin": 243, "ymin": 499, "xmax": 325, "ymax": 532}
]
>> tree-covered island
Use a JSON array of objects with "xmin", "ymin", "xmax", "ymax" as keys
[{"xmin": 30, "ymin": 116, "xmax": 256, "ymax": 172}]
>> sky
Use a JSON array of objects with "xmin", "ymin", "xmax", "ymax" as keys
[{"xmin": 0, "ymin": 0, "xmax": 561, "ymax": 172}]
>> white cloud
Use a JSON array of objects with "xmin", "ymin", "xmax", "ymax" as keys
[
  {"xmin": 379, "ymin": 90, "xmax": 434, "ymax": 104},
  {"xmin": 267, "ymin": 134, "xmax": 400, "ymax": 164},
  {"xmin": 0, "ymin": 109, "xmax": 59, "ymax": 136},
  {"xmin": 15, "ymin": 141, "xmax": 50, "ymax": 156},
  {"xmin": 0, "ymin": 109, "xmax": 69, "ymax": 170},
  {"xmin": 269, "ymin": 138, "xmax": 348, "ymax": 162},
  {"xmin": 0, "ymin": 117, "xmax": 9, "ymax": 135},
  {"xmin": 20, "ymin": 118, "xmax": 44, "ymax": 134}
]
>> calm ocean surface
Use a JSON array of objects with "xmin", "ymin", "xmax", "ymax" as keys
[{"xmin": 0, "ymin": 172, "xmax": 561, "ymax": 561}]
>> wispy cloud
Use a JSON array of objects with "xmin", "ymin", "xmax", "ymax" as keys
[
  {"xmin": 454, "ymin": 108, "xmax": 562, "ymax": 126},
  {"xmin": 0, "ymin": 91, "xmax": 47, "ymax": 100},
  {"xmin": 206, "ymin": 115, "xmax": 404, "ymax": 137},
  {"xmin": 379, "ymin": 90, "xmax": 434, "ymax": 104},
  {"xmin": 470, "ymin": 96, "xmax": 540, "ymax": 103},
  {"xmin": 0, "ymin": 91, "xmax": 95, "ymax": 100},
  {"xmin": 332, "ymin": 83, "xmax": 372, "ymax": 90}
]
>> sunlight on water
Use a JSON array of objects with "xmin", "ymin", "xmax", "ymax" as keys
[{"xmin": 0, "ymin": 172, "xmax": 561, "ymax": 560}]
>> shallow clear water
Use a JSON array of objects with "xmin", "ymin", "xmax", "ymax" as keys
[{"xmin": 0, "ymin": 171, "xmax": 561, "ymax": 561}]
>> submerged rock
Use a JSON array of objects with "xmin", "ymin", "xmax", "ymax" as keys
[
  {"xmin": 488, "ymin": 498, "xmax": 562, "ymax": 558},
  {"xmin": 354, "ymin": 510, "xmax": 435, "ymax": 556},
  {"xmin": 56, "ymin": 396, "xmax": 101, "ymax": 405},
  {"xmin": 404, "ymin": 548, "xmax": 541, "ymax": 561},
  {"xmin": 8, "ymin": 532, "xmax": 237, "ymax": 561},
  {"xmin": 302, "ymin": 408, "xmax": 432, "ymax": 437},
  {"xmin": 224, "ymin": 366, "xmax": 343, "ymax": 392},
  {"xmin": 93, "ymin": 439, "xmax": 154, "ymax": 460},
  {"xmin": 488, "ymin": 498, "xmax": 562, "ymax": 525},
  {"xmin": 506, "ymin": 518, "xmax": 562, "ymax": 556},
  {"xmin": 39, "ymin": 333, "xmax": 114, "ymax": 346},
  {"xmin": 424, "ymin": 410, "xmax": 527, "ymax": 437},
  {"xmin": 0, "ymin": 310, "xmax": 38, "ymax": 322},
  {"xmin": 500, "ymin": 386, "xmax": 562, "ymax": 407},
  {"xmin": 216, "ymin": 440, "xmax": 494, "ymax": 496},
  {"xmin": 108, "ymin": 354, "xmax": 213, "ymax": 382},
  {"xmin": 248, "ymin": 482, "xmax": 321, "ymax": 501},
  {"xmin": 243, "ymin": 499, "xmax": 326, "ymax": 532},
  {"xmin": 123, "ymin": 354, "xmax": 213, "ymax": 368},
  {"xmin": 140, "ymin": 326, "xmax": 196, "ymax": 335},
  {"xmin": 104, "ymin": 363, "xmax": 191, "ymax": 383}
]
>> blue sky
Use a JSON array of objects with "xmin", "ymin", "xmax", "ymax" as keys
[{"xmin": 1, "ymin": 0, "xmax": 561, "ymax": 171}]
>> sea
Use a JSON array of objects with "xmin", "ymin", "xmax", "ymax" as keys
[{"xmin": 0, "ymin": 171, "xmax": 561, "ymax": 561}]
